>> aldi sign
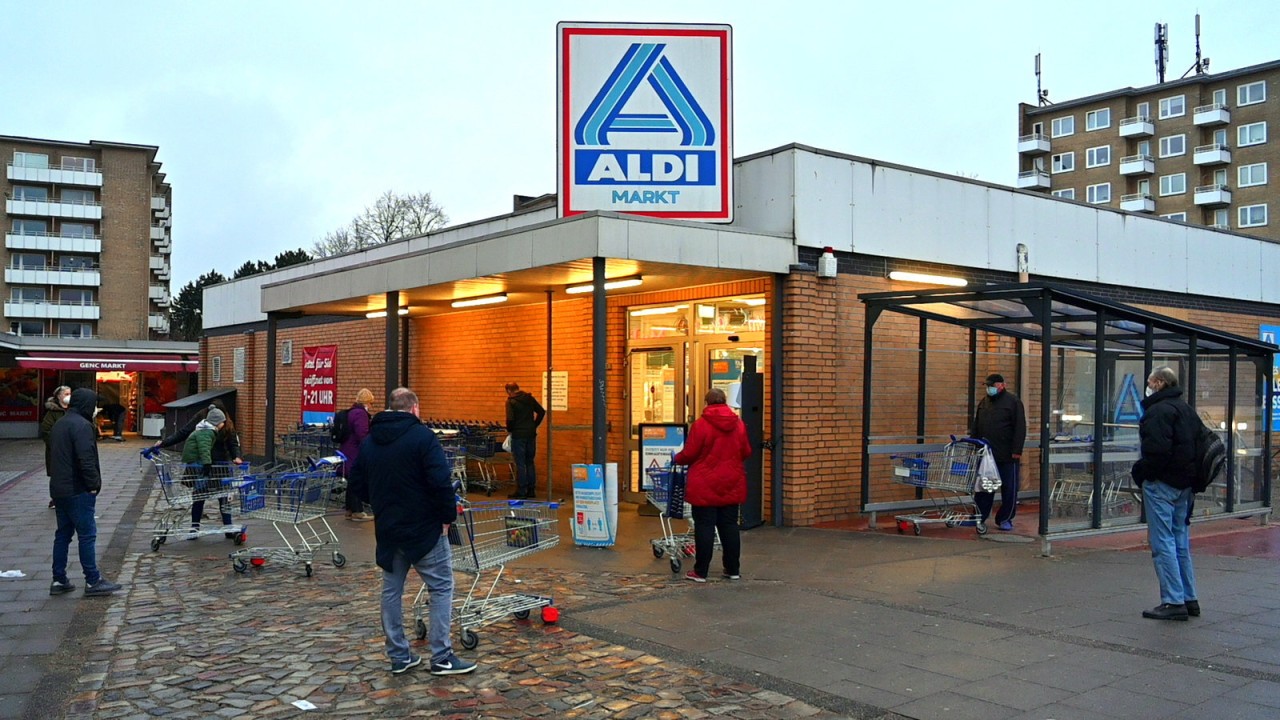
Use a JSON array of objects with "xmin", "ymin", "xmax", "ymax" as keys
[{"xmin": 558, "ymin": 22, "xmax": 732, "ymax": 221}]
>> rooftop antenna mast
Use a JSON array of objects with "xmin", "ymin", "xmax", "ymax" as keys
[
  {"xmin": 1181, "ymin": 13, "xmax": 1210, "ymax": 78},
  {"xmin": 1154, "ymin": 22, "xmax": 1169, "ymax": 83},
  {"xmin": 1035, "ymin": 53, "xmax": 1051, "ymax": 105}
]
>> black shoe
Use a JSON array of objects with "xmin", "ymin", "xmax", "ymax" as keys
[
  {"xmin": 1185, "ymin": 600, "xmax": 1201, "ymax": 617},
  {"xmin": 50, "ymin": 580, "xmax": 76, "ymax": 596},
  {"xmin": 1142, "ymin": 603, "xmax": 1189, "ymax": 621},
  {"xmin": 48, "ymin": 500, "xmax": 56, "ymax": 509},
  {"xmin": 85, "ymin": 579, "xmax": 122, "ymax": 596}
]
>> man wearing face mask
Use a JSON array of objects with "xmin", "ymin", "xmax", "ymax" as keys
[{"xmin": 969, "ymin": 373, "xmax": 1027, "ymax": 532}]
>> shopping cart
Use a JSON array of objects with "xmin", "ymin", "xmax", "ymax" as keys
[
  {"xmin": 1050, "ymin": 466, "xmax": 1132, "ymax": 519},
  {"xmin": 228, "ymin": 455, "xmax": 347, "ymax": 577},
  {"xmin": 645, "ymin": 465, "xmax": 719, "ymax": 573},
  {"xmin": 436, "ymin": 430, "xmax": 470, "ymax": 495},
  {"xmin": 462, "ymin": 425, "xmax": 513, "ymax": 496},
  {"xmin": 411, "ymin": 499, "xmax": 560, "ymax": 650},
  {"xmin": 141, "ymin": 448, "xmax": 249, "ymax": 551},
  {"xmin": 276, "ymin": 425, "xmax": 337, "ymax": 463},
  {"xmin": 891, "ymin": 437, "xmax": 998, "ymax": 536}
]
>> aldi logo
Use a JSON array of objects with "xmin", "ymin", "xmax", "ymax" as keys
[{"xmin": 558, "ymin": 22, "xmax": 732, "ymax": 221}]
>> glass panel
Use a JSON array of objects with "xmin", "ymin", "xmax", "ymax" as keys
[
  {"xmin": 694, "ymin": 297, "xmax": 765, "ymax": 335},
  {"xmin": 630, "ymin": 348, "xmax": 678, "ymax": 435},
  {"xmin": 59, "ymin": 289, "xmax": 92, "ymax": 304},
  {"xmin": 13, "ymin": 219, "xmax": 48, "ymax": 234},
  {"xmin": 60, "ymin": 222, "xmax": 94, "ymax": 238},
  {"xmin": 629, "ymin": 305, "xmax": 689, "ymax": 339},
  {"xmin": 59, "ymin": 255, "xmax": 94, "ymax": 270},
  {"xmin": 60, "ymin": 156, "xmax": 95, "ymax": 172},
  {"xmin": 707, "ymin": 347, "xmax": 764, "ymax": 417},
  {"xmin": 60, "ymin": 189, "xmax": 94, "ymax": 204},
  {"xmin": 12, "ymin": 287, "xmax": 47, "ymax": 302},
  {"xmin": 14, "ymin": 152, "xmax": 48, "ymax": 169},
  {"xmin": 13, "ymin": 253, "xmax": 45, "ymax": 269},
  {"xmin": 13, "ymin": 186, "xmax": 48, "ymax": 201}
]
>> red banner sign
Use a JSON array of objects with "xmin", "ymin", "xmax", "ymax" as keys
[{"xmin": 301, "ymin": 345, "xmax": 337, "ymax": 425}]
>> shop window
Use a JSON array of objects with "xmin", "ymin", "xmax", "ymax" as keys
[
  {"xmin": 695, "ymin": 297, "xmax": 766, "ymax": 335},
  {"xmin": 628, "ymin": 305, "xmax": 689, "ymax": 339}
]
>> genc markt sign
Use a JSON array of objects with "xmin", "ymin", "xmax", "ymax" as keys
[{"xmin": 558, "ymin": 22, "xmax": 733, "ymax": 222}]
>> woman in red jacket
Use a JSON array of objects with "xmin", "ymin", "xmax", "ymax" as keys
[{"xmin": 674, "ymin": 388, "xmax": 752, "ymax": 582}]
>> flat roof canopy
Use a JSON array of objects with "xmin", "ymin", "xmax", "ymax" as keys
[{"xmin": 860, "ymin": 281, "xmax": 1277, "ymax": 357}]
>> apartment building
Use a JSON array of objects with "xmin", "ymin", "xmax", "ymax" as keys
[{"xmin": 1017, "ymin": 59, "xmax": 1278, "ymax": 240}]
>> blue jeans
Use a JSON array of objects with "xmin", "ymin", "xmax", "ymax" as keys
[
  {"xmin": 52, "ymin": 492, "xmax": 100, "ymax": 585},
  {"xmin": 1144, "ymin": 480, "xmax": 1198, "ymax": 605},
  {"xmin": 381, "ymin": 537, "xmax": 454, "ymax": 665},
  {"xmin": 974, "ymin": 460, "xmax": 1020, "ymax": 524},
  {"xmin": 510, "ymin": 435, "xmax": 537, "ymax": 495}
]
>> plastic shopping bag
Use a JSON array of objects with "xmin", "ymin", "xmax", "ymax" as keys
[
  {"xmin": 976, "ymin": 444, "xmax": 1002, "ymax": 492},
  {"xmin": 501, "ymin": 435, "xmax": 512, "ymax": 453}
]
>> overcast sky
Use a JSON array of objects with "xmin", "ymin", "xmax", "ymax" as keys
[{"xmin": 4, "ymin": 1, "xmax": 1275, "ymax": 288}]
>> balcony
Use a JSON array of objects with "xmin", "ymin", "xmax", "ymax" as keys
[
  {"xmin": 3, "ymin": 301, "xmax": 100, "ymax": 320},
  {"xmin": 5, "ymin": 196, "xmax": 102, "ymax": 220},
  {"xmin": 1118, "ymin": 154, "xmax": 1155, "ymax": 176},
  {"xmin": 5, "ymin": 232, "xmax": 102, "ymax": 254},
  {"xmin": 7, "ymin": 163, "xmax": 103, "ymax": 187},
  {"xmin": 1119, "ymin": 116, "xmax": 1154, "ymax": 138},
  {"xmin": 1193, "ymin": 143, "xmax": 1231, "ymax": 165},
  {"xmin": 1119, "ymin": 193, "xmax": 1155, "ymax": 213},
  {"xmin": 148, "ymin": 313, "xmax": 170, "ymax": 333},
  {"xmin": 1211, "ymin": 222, "xmax": 1232, "ymax": 231},
  {"xmin": 149, "ymin": 285, "xmax": 171, "ymax": 306},
  {"xmin": 1017, "ymin": 133, "xmax": 1050, "ymax": 155},
  {"xmin": 153, "ymin": 235, "xmax": 171, "ymax": 254},
  {"xmin": 5, "ymin": 265, "xmax": 101, "ymax": 287},
  {"xmin": 1016, "ymin": 169, "xmax": 1050, "ymax": 190},
  {"xmin": 1193, "ymin": 103, "xmax": 1230, "ymax": 126},
  {"xmin": 151, "ymin": 196, "xmax": 166, "ymax": 211},
  {"xmin": 150, "ymin": 225, "xmax": 167, "ymax": 240},
  {"xmin": 1194, "ymin": 184, "xmax": 1232, "ymax": 206}
]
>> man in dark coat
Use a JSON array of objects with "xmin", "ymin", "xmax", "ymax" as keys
[
  {"xmin": 504, "ymin": 382, "xmax": 546, "ymax": 499},
  {"xmin": 969, "ymin": 373, "xmax": 1027, "ymax": 532},
  {"xmin": 1132, "ymin": 365, "xmax": 1200, "ymax": 621},
  {"xmin": 48, "ymin": 388, "xmax": 122, "ymax": 597},
  {"xmin": 349, "ymin": 387, "xmax": 476, "ymax": 677}
]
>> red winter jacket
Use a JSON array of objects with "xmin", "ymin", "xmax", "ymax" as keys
[{"xmin": 674, "ymin": 403, "xmax": 751, "ymax": 507}]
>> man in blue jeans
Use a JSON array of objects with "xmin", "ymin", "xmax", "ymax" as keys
[
  {"xmin": 504, "ymin": 382, "xmax": 546, "ymax": 499},
  {"xmin": 1133, "ymin": 366, "xmax": 1200, "ymax": 621},
  {"xmin": 48, "ymin": 388, "xmax": 122, "ymax": 597},
  {"xmin": 349, "ymin": 387, "xmax": 476, "ymax": 676}
]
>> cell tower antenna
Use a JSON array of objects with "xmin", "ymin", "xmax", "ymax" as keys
[
  {"xmin": 1181, "ymin": 13, "xmax": 1210, "ymax": 78},
  {"xmin": 1035, "ymin": 53, "xmax": 1051, "ymax": 105},
  {"xmin": 1154, "ymin": 22, "xmax": 1169, "ymax": 84}
]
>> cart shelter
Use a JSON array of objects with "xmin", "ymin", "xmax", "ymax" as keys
[{"xmin": 859, "ymin": 281, "xmax": 1276, "ymax": 554}]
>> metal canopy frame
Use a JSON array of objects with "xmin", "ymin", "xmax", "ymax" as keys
[{"xmin": 859, "ymin": 281, "xmax": 1274, "ymax": 546}]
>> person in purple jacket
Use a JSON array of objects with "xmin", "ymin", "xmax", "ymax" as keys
[{"xmin": 342, "ymin": 388, "xmax": 376, "ymax": 521}]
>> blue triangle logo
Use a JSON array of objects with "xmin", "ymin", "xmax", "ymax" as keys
[{"xmin": 575, "ymin": 43, "xmax": 715, "ymax": 147}]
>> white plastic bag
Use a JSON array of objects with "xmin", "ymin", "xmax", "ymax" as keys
[
  {"xmin": 501, "ymin": 435, "xmax": 512, "ymax": 453},
  {"xmin": 977, "ymin": 444, "xmax": 1002, "ymax": 492}
]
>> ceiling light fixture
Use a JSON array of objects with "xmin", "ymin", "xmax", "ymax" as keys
[
  {"xmin": 565, "ymin": 276, "xmax": 644, "ymax": 294},
  {"xmin": 629, "ymin": 304, "xmax": 687, "ymax": 317},
  {"xmin": 887, "ymin": 271, "xmax": 968, "ymax": 287},
  {"xmin": 365, "ymin": 307, "xmax": 410, "ymax": 319},
  {"xmin": 451, "ymin": 293, "xmax": 508, "ymax": 309}
]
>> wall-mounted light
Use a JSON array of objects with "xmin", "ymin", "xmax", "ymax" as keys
[
  {"xmin": 565, "ymin": 276, "xmax": 644, "ymax": 294},
  {"xmin": 366, "ymin": 307, "xmax": 410, "ymax": 319},
  {"xmin": 451, "ymin": 293, "xmax": 508, "ymax": 309},
  {"xmin": 888, "ymin": 271, "xmax": 968, "ymax": 287},
  {"xmin": 1060, "ymin": 414, "xmax": 1084, "ymax": 423}
]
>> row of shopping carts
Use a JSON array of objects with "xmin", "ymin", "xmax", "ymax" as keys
[{"xmin": 421, "ymin": 420, "xmax": 514, "ymax": 496}]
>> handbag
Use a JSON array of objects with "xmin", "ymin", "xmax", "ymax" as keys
[{"xmin": 666, "ymin": 466, "xmax": 687, "ymax": 519}]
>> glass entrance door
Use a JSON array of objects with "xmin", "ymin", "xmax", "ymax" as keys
[
  {"xmin": 626, "ymin": 345, "xmax": 685, "ymax": 495},
  {"xmin": 698, "ymin": 344, "xmax": 765, "ymax": 418}
]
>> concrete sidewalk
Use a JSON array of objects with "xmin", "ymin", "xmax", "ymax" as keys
[{"xmin": 1, "ymin": 437, "xmax": 1278, "ymax": 719}]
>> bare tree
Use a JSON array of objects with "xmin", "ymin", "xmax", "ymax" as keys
[{"xmin": 312, "ymin": 191, "xmax": 448, "ymax": 257}]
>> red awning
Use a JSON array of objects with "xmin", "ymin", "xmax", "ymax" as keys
[{"xmin": 16, "ymin": 353, "xmax": 199, "ymax": 373}]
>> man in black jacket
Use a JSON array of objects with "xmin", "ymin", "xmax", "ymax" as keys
[
  {"xmin": 969, "ymin": 373, "xmax": 1027, "ymax": 532},
  {"xmin": 1132, "ymin": 366, "xmax": 1200, "ymax": 621},
  {"xmin": 504, "ymin": 382, "xmax": 546, "ymax": 499},
  {"xmin": 48, "ymin": 388, "xmax": 122, "ymax": 597},
  {"xmin": 350, "ymin": 388, "xmax": 476, "ymax": 676}
]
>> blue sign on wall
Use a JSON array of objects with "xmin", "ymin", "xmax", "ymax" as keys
[{"xmin": 1262, "ymin": 325, "xmax": 1280, "ymax": 431}]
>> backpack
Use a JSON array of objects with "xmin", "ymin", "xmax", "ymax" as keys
[
  {"xmin": 330, "ymin": 408, "xmax": 351, "ymax": 444},
  {"xmin": 1191, "ymin": 420, "xmax": 1227, "ymax": 494}
]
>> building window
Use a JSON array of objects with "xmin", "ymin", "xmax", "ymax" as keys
[
  {"xmin": 1238, "ymin": 122, "xmax": 1267, "ymax": 147},
  {"xmin": 1086, "ymin": 183, "xmax": 1111, "ymax": 204},
  {"xmin": 1085, "ymin": 145, "xmax": 1111, "ymax": 168},
  {"xmin": 1238, "ymin": 81, "xmax": 1266, "ymax": 106},
  {"xmin": 1158, "ymin": 135, "xmax": 1186, "ymax": 158},
  {"xmin": 281, "ymin": 340, "xmax": 294, "ymax": 365},
  {"xmin": 59, "ymin": 156, "xmax": 96, "ymax": 172},
  {"xmin": 58, "ymin": 322, "xmax": 93, "ymax": 338},
  {"xmin": 11, "ymin": 287, "xmax": 47, "ymax": 303},
  {"xmin": 12, "ymin": 219, "xmax": 47, "ymax": 235},
  {"xmin": 59, "ymin": 189, "xmax": 95, "ymax": 205},
  {"xmin": 59, "ymin": 222, "xmax": 95, "ymax": 238},
  {"xmin": 1051, "ymin": 116, "xmax": 1075, "ymax": 138},
  {"xmin": 1051, "ymin": 152, "xmax": 1074, "ymax": 173},
  {"xmin": 1159, "ymin": 95, "xmax": 1186, "ymax": 119},
  {"xmin": 12, "ymin": 253, "xmax": 45, "ymax": 270},
  {"xmin": 233, "ymin": 347, "xmax": 246, "ymax": 383},
  {"xmin": 1051, "ymin": 188, "xmax": 1075, "ymax": 200},
  {"xmin": 1136, "ymin": 101, "xmax": 1150, "ymax": 120},
  {"xmin": 1158, "ymin": 173, "xmax": 1187, "ymax": 196},
  {"xmin": 59, "ymin": 255, "xmax": 94, "ymax": 270},
  {"xmin": 1239, "ymin": 204, "xmax": 1268, "ymax": 228},
  {"xmin": 1212, "ymin": 88, "xmax": 1227, "ymax": 107},
  {"xmin": 1239, "ymin": 163, "xmax": 1268, "ymax": 188},
  {"xmin": 9, "ymin": 321, "xmax": 44, "ymax": 336},
  {"xmin": 1160, "ymin": 212, "xmax": 1188, "ymax": 222},
  {"xmin": 1212, "ymin": 209, "xmax": 1229, "ymax": 228},
  {"xmin": 1085, "ymin": 108, "xmax": 1111, "ymax": 131},
  {"xmin": 59, "ymin": 289, "xmax": 93, "ymax": 305},
  {"xmin": 211, "ymin": 357, "xmax": 222, "ymax": 383},
  {"xmin": 13, "ymin": 152, "xmax": 49, "ymax": 169},
  {"xmin": 12, "ymin": 185, "xmax": 48, "ymax": 201}
]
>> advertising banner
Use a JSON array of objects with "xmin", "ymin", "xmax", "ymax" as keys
[
  {"xmin": 1262, "ymin": 325, "xmax": 1280, "ymax": 431},
  {"xmin": 558, "ymin": 22, "xmax": 733, "ymax": 221},
  {"xmin": 638, "ymin": 423, "xmax": 686, "ymax": 491},
  {"xmin": 572, "ymin": 463, "xmax": 615, "ymax": 546},
  {"xmin": 301, "ymin": 345, "xmax": 337, "ymax": 425}
]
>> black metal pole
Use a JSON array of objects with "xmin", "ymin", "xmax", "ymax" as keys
[
  {"xmin": 546, "ymin": 289, "xmax": 554, "ymax": 500},
  {"xmin": 265, "ymin": 312, "xmax": 278, "ymax": 462},
  {"xmin": 384, "ymin": 291, "xmax": 400, "ymax": 402},
  {"xmin": 771, "ymin": 278, "xmax": 784, "ymax": 527},
  {"xmin": 592, "ymin": 257, "xmax": 606, "ymax": 465}
]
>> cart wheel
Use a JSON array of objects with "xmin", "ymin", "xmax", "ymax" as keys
[
  {"xmin": 150, "ymin": 537, "xmax": 162, "ymax": 552},
  {"xmin": 333, "ymin": 552, "xmax": 347, "ymax": 568},
  {"xmin": 460, "ymin": 629, "xmax": 479, "ymax": 650},
  {"xmin": 976, "ymin": 522, "xmax": 988, "ymax": 536},
  {"xmin": 157, "ymin": 535, "xmax": 166, "ymax": 546},
  {"xmin": 234, "ymin": 533, "xmax": 246, "ymax": 546},
  {"xmin": 514, "ymin": 609, "xmax": 530, "ymax": 620},
  {"xmin": 416, "ymin": 619, "xmax": 427, "ymax": 641},
  {"xmin": 912, "ymin": 523, "xmax": 921, "ymax": 536},
  {"xmin": 669, "ymin": 557, "xmax": 682, "ymax": 573},
  {"xmin": 232, "ymin": 558, "xmax": 248, "ymax": 574},
  {"xmin": 305, "ymin": 563, "xmax": 313, "ymax": 578},
  {"xmin": 944, "ymin": 519, "xmax": 958, "ymax": 528},
  {"xmin": 652, "ymin": 545, "xmax": 664, "ymax": 559}
]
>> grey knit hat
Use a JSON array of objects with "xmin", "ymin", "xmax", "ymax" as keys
[{"xmin": 206, "ymin": 407, "xmax": 227, "ymax": 426}]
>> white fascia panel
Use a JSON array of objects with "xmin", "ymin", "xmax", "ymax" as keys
[
  {"xmin": 794, "ymin": 151, "xmax": 854, "ymax": 253},
  {"xmin": 715, "ymin": 230, "xmax": 795, "ymax": 272},
  {"xmin": 626, "ymin": 221, "xmax": 718, "ymax": 267},
  {"xmin": 1186, "ymin": 229, "xmax": 1261, "ymax": 300},
  {"xmin": 426, "ymin": 244, "xmax": 479, "ymax": 286},
  {"xmin": 1262, "ymin": 242, "xmax": 1280, "ymax": 304},
  {"xmin": 384, "ymin": 254, "xmax": 431, "ymax": 291},
  {"xmin": 1098, "ymin": 214, "xmax": 1184, "ymax": 290},
  {"xmin": 731, "ymin": 150, "xmax": 795, "ymax": 237},
  {"xmin": 476, "ymin": 231, "xmax": 534, "ymax": 277},
  {"xmin": 532, "ymin": 218, "xmax": 601, "ymax": 266},
  {"xmin": 1009, "ymin": 195, "xmax": 1100, "ymax": 281}
]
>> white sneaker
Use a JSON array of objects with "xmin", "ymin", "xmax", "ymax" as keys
[{"xmin": 348, "ymin": 512, "xmax": 375, "ymax": 522}]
